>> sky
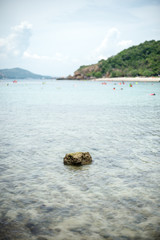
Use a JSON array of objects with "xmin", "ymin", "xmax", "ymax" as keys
[{"xmin": 0, "ymin": 0, "xmax": 160, "ymax": 77}]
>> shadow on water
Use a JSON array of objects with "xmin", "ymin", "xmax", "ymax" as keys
[{"xmin": 64, "ymin": 164, "xmax": 91, "ymax": 172}]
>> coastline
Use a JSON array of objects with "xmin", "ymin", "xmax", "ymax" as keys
[
  {"xmin": 93, "ymin": 77, "xmax": 160, "ymax": 82},
  {"xmin": 57, "ymin": 77, "xmax": 160, "ymax": 82}
]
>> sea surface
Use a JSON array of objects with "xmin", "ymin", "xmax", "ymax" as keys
[{"xmin": 0, "ymin": 79, "xmax": 160, "ymax": 240}]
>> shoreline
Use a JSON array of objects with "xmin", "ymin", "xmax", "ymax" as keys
[
  {"xmin": 93, "ymin": 77, "xmax": 160, "ymax": 82},
  {"xmin": 57, "ymin": 77, "xmax": 160, "ymax": 82}
]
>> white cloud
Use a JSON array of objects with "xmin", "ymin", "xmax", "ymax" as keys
[
  {"xmin": 0, "ymin": 22, "xmax": 69, "ymax": 63},
  {"xmin": 0, "ymin": 21, "xmax": 32, "ymax": 57},
  {"xmin": 95, "ymin": 28, "xmax": 120, "ymax": 54},
  {"xmin": 117, "ymin": 40, "xmax": 133, "ymax": 48},
  {"xmin": 23, "ymin": 51, "xmax": 50, "ymax": 60},
  {"xmin": 23, "ymin": 51, "xmax": 68, "ymax": 62},
  {"xmin": 12, "ymin": 21, "xmax": 32, "ymax": 32},
  {"xmin": 89, "ymin": 27, "xmax": 133, "ymax": 62},
  {"xmin": 89, "ymin": 27, "xmax": 120, "ymax": 61}
]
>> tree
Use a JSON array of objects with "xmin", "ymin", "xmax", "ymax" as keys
[{"xmin": 94, "ymin": 72, "xmax": 102, "ymax": 78}]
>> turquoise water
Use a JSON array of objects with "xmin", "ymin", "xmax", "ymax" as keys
[{"xmin": 0, "ymin": 79, "xmax": 160, "ymax": 240}]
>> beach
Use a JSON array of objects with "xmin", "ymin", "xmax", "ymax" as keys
[{"xmin": 94, "ymin": 77, "xmax": 160, "ymax": 82}]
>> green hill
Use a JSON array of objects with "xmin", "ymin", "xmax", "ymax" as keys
[
  {"xmin": 0, "ymin": 68, "xmax": 52, "ymax": 79},
  {"xmin": 73, "ymin": 40, "xmax": 160, "ymax": 78}
]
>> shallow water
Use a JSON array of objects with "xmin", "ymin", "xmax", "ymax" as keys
[{"xmin": 0, "ymin": 79, "xmax": 160, "ymax": 240}]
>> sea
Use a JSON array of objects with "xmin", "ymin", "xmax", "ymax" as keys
[{"xmin": 0, "ymin": 79, "xmax": 160, "ymax": 240}]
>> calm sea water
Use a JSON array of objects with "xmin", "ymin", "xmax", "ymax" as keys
[{"xmin": 0, "ymin": 79, "xmax": 160, "ymax": 240}]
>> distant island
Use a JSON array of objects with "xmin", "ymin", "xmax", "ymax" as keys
[
  {"xmin": 61, "ymin": 40, "xmax": 160, "ymax": 80},
  {"xmin": 0, "ymin": 68, "xmax": 53, "ymax": 79}
]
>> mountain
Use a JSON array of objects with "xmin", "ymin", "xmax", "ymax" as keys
[
  {"xmin": 72, "ymin": 40, "xmax": 160, "ymax": 79},
  {"xmin": 0, "ymin": 68, "xmax": 52, "ymax": 79}
]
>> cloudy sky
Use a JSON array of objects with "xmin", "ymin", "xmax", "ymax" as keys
[{"xmin": 0, "ymin": 0, "xmax": 160, "ymax": 76}]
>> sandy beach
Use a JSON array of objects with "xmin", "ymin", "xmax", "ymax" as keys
[{"xmin": 94, "ymin": 77, "xmax": 160, "ymax": 82}]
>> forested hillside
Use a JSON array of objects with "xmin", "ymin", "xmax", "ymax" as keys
[
  {"xmin": 0, "ymin": 68, "xmax": 52, "ymax": 79},
  {"xmin": 74, "ymin": 40, "xmax": 160, "ymax": 78}
]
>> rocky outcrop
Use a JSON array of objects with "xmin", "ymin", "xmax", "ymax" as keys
[
  {"xmin": 64, "ymin": 152, "xmax": 92, "ymax": 166},
  {"xmin": 57, "ymin": 64, "xmax": 100, "ymax": 80},
  {"xmin": 74, "ymin": 64, "xmax": 99, "ymax": 75},
  {"xmin": 73, "ymin": 64, "xmax": 100, "ymax": 79}
]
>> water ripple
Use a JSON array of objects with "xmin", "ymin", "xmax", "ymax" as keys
[{"xmin": 0, "ymin": 80, "xmax": 160, "ymax": 239}]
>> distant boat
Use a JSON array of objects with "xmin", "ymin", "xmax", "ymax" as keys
[{"xmin": 13, "ymin": 80, "xmax": 17, "ymax": 83}]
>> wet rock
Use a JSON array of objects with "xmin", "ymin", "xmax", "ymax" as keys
[{"xmin": 64, "ymin": 152, "xmax": 92, "ymax": 166}]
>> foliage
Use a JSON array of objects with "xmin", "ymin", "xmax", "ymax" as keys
[
  {"xmin": 93, "ymin": 71, "xmax": 102, "ymax": 78},
  {"xmin": 76, "ymin": 40, "xmax": 160, "ymax": 77}
]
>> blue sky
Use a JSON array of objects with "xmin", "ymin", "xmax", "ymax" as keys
[{"xmin": 0, "ymin": 0, "xmax": 160, "ymax": 76}]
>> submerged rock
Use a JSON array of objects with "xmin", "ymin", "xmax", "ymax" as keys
[{"xmin": 64, "ymin": 152, "xmax": 92, "ymax": 166}]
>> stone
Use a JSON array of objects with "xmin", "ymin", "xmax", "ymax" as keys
[{"xmin": 63, "ymin": 152, "xmax": 92, "ymax": 166}]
